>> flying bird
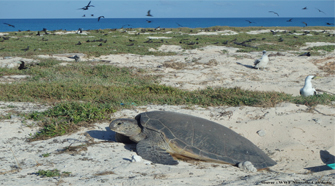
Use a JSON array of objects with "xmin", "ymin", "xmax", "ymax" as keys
[
  {"xmin": 286, "ymin": 18, "xmax": 293, "ymax": 22},
  {"xmin": 91, "ymin": 14, "xmax": 94, "ymax": 17},
  {"xmin": 326, "ymin": 22, "xmax": 334, "ymax": 25},
  {"xmin": 98, "ymin": 16, "xmax": 105, "ymax": 22},
  {"xmin": 302, "ymin": 22, "xmax": 308, "ymax": 26},
  {"xmin": 176, "ymin": 22, "xmax": 183, "ymax": 27},
  {"xmin": 269, "ymin": 11, "xmax": 279, "ymax": 16},
  {"xmin": 79, "ymin": 1, "xmax": 94, "ymax": 10},
  {"xmin": 146, "ymin": 20, "xmax": 152, "ymax": 23},
  {"xmin": 3, "ymin": 23, "xmax": 15, "ymax": 28},
  {"xmin": 146, "ymin": 10, "xmax": 153, "ymax": 17},
  {"xmin": 302, "ymin": 7, "xmax": 307, "ymax": 10},
  {"xmin": 316, "ymin": 8, "xmax": 326, "ymax": 15},
  {"xmin": 245, "ymin": 20, "xmax": 255, "ymax": 24},
  {"xmin": 82, "ymin": 14, "xmax": 86, "ymax": 17}
]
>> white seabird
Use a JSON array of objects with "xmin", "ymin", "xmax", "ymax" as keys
[
  {"xmin": 254, "ymin": 50, "xmax": 269, "ymax": 70},
  {"xmin": 300, "ymin": 75, "xmax": 316, "ymax": 97}
]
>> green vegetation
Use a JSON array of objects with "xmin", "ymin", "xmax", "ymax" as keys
[
  {"xmin": 0, "ymin": 26, "xmax": 334, "ymax": 140},
  {"xmin": 0, "ymin": 26, "xmax": 333, "ymax": 57},
  {"xmin": 41, "ymin": 153, "xmax": 50, "ymax": 157},
  {"xmin": 36, "ymin": 169, "xmax": 71, "ymax": 177}
]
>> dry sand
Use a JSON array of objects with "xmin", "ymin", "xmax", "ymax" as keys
[{"xmin": 1, "ymin": 30, "xmax": 335, "ymax": 185}]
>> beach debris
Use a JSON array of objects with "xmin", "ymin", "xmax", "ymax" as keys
[
  {"xmin": 109, "ymin": 111, "xmax": 276, "ymax": 169},
  {"xmin": 254, "ymin": 50, "xmax": 269, "ymax": 70},
  {"xmin": 257, "ymin": 130, "xmax": 266, "ymax": 137},
  {"xmin": 300, "ymin": 75, "xmax": 316, "ymax": 97},
  {"xmin": 238, "ymin": 161, "xmax": 257, "ymax": 172}
]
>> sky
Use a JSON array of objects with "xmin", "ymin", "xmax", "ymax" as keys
[{"xmin": 0, "ymin": 0, "xmax": 334, "ymax": 19}]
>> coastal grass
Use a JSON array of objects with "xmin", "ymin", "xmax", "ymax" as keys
[
  {"xmin": 0, "ymin": 59, "xmax": 334, "ymax": 140},
  {"xmin": 0, "ymin": 26, "xmax": 334, "ymax": 57},
  {"xmin": 1, "ymin": 26, "xmax": 334, "ymax": 140}
]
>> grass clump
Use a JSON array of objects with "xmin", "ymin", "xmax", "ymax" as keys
[{"xmin": 36, "ymin": 169, "xmax": 71, "ymax": 177}]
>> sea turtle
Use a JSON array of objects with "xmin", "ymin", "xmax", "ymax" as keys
[{"xmin": 109, "ymin": 111, "xmax": 276, "ymax": 169}]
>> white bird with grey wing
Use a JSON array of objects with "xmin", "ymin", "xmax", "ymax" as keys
[
  {"xmin": 300, "ymin": 75, "xmax": 316, "ymax": 97},
  {"xmin": 254, "ymin": 50, "xmax": 269, "ymax": 70}
]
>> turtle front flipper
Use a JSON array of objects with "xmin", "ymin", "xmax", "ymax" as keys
[
  {"xmin": 136, "ymin": 140, "xmax": 178, "ymax": 165},
  {"xmin": 115, "ymin": 133, "xmax": 135, "ymax": 144}
]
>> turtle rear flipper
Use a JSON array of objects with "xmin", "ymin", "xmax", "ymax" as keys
[{"xmin": 137, "ymin": 140, "xmax": 178, "ymax": 165}]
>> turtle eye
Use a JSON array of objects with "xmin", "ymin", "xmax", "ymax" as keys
[{"xmin": 117, "ymin": 122, "xmax": 122, "ymax": 126}]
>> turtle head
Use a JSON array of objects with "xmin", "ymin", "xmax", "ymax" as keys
[{"xmin": 109, "ymin": 119, "xmax": 142, "ymax": 138}]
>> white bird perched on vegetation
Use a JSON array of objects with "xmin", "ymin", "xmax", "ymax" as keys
[
  {"xmin": 254, "ymin": 50, "xmax": 269, "ymax": 70},
  {"xmin": 300, "ymin": 75, "xmax": 316, "ymax": 97}
]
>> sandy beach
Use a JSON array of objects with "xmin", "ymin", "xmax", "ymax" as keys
[{"xmin": 0, "ymin": 29, "xmax": 334, "ymax": 185}]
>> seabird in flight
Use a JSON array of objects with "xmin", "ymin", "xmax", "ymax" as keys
[
  {"xmin": 98, "ymin": 16, "xmax": 105, "ymax": 22},
  {"xmin": 3, "ymin": 23, "xmax": 15, "ymax": 28},
  {"xmin": 286, "ymin": 18, "xmax": 293, "ymax": 22},
  {"xmin": 146, "ymin": 10, "xmax": 153, "ymax": 17},
  {"xmin": 269, "ymin": 11, "xmax": 279, "ymax": 16},
  {"xmin": 79, "ymin": 1, "xmax": 94, "ymax": 10}
]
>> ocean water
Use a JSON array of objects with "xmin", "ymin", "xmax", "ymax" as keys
[{"xmin": 0, "ymin": 17, "xmax": 334, "ymax": 32}]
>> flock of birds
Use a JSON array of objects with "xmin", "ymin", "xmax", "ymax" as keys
[
  {"xmin": 78, "ymin": 1, "xmax": 153, "ymax": 23},
  {"xmin": 245, "ymin": 6, "xmax": 332, "ymax": 26}
]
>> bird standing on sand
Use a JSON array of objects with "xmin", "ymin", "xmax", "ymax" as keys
[
  {"xmin": 300, "ymin": 75, "xmax": 316, "ymax": 97},
  {"xmin": 146, "ymin": 10, "xmax": 153, "ymax": 17},
  {"xmin": 98, "ymin": 16, "xmax": 105, "ymax": 22},
  {"xmin": 254, "ymin": 50, "xmax": 269, "ymax": 70}
]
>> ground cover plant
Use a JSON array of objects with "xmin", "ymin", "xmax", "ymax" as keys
[
  {"xmin": 0, "ymin": 26, "xmax": 334, "ymax": 57},
  {"xmin": 0, "ymin": 26, "xmax": 334, "ymax": 140}
]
